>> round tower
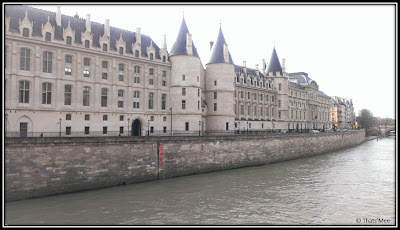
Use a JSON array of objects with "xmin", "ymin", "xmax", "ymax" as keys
[
  {"xmin": 169, "ymin": 17, "xmax": 203, "ymax": 133},
  {"xmin": 205, "ymin": 27, "xmax": 235, "ymax": 132}
]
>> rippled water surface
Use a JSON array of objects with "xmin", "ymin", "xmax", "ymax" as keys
[{"xmin": 5, "ymin": 137, "xmax": 396, "ymax": 226}]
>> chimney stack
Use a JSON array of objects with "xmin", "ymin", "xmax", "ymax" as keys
[
  {"xmin": 223, "ymin": 44, "xmax": 229, "ymax": 63},
  {"xmin": 282, "ymin": 59, "xmax": 286, "ymax": 72},
  {"xmin": 104, "ymin": 19, "xmax": 110, "ymax": 37},
  {"xmin": 56, "ymin": 6, "xmax": 61, "ymax": 27},
  {"xmin": 210, "ymin": 41, "xmax": 214, "ymax": 51},
  {"xmin": 186, "ymin": 33, "xmax": 193, "ymax": 55},
  {"xmin": 163, "ymin": 35, "xmax": 167, "ymax": 49},
  {"xmin": 85, "ymin": 14, "xmax": 91, "ymax": 33},
  {"xmin": 136, "ymin": 27, "xmax": 141, "ymax": 45}
]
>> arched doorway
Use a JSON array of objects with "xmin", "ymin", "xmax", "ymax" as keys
[{"xmin": 131, "ymin": 119, "xmax": 141, "ymax": 136}]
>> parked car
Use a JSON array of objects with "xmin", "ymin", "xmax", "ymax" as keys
[
  {"xmin": 325, "ymin": 129, "xmax": 334, "ymax": 133},
  {"xmin": 310, "ymin": 130, "xmax": 320, "ymax": 133}
]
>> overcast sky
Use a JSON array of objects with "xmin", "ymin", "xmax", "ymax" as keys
[{"xmin": 26, "ymin": 3, "xmax": 396, "ymax": 119}]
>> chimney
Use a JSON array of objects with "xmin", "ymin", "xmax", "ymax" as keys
[
  {"xmin": 243, "ymin": 61, "xmax": 247, "ymax": 73},
  {"xmin": 210, "ymin": 41, "xmax": 214, "ymax": 51},
  {"xmin": 104, "ymin": 19, "xmax": 110, "ymax": 37},
  {"xmin": 282, "ymin": 59, "xmax": 286, "ymax": 72},
  {"xmin": 85, "ymin": 14, "xmax": 91, "ymax": 33},
  {"xmin": 163, "ymin": 35, "xmax": 167, "ymax": 49},
  {"xmin": 136, "ymin": 27, "xmax": 141, "ymax": 45},
  {"xmin": 243, "ymin": 61, "xmax": 246, "ymax": 67},
  {"xmin": 56, "ymin": 6, "xmax": 61, "ymax": 27},
  {"xmin": 223, "ymin": 44, "xmax": 229, "ymax": 63},
  {"xmin": 262, "ymin": 59, "xmax": 266, "ymax": 71},
  {"xmin": 255, "ymin": 64, "xmax": 259, "ymax": 70},
  {"xmin": 186, "ymin": 33, "xmax": 193, "ymax": 55}
]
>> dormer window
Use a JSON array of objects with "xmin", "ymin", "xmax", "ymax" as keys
[
  {"xmin": 163, "ymin": 56, "xmax": 166, "ymax": 62},
  {"xmin": 23, "ymin": 28, "xmax": 29, "ymax": 37},
  {"xmin": 66, "ymin": 36, "xmax": 72, "ymax": 45},
  {"xmin": 150, "ymin": 53, "xmax": 153, "ymax": 60},
  {"xmin": 119, "ymin": 47, "xmax": 123, "ymax": 54},
  {"xmin": 103, "ymin": 44, "xmax": 108, "ymax": 51},
  {"xmin": 85, "ymin": 40, "xmax": 90, "ymax": 48},
  {"xmin": 45, "ymin": 32, "xmax": 51, "ymax": 41},
  {"xmin": 135, "ymin": 50, "xmax": 139, "ymax": 57}
]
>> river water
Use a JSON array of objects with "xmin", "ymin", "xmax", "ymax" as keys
[{"xmin": 5, "ymin": 137, "xmax": 396, "ymax": 226}]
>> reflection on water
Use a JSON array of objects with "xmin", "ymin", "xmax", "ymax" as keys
[{"xmin": 5, "ymin": 138, "xmax": 396, "ymax": 226}]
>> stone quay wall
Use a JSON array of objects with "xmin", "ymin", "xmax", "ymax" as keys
[{"xmin": 5, "ymin": 130, "xmax": 365, "ymax": 201}]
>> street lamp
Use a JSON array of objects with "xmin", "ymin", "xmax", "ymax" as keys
[
  {"xmin": 238, "ymin": 121, "xmax": 241, "ymax": 135},
  {"xmin": 127, "ymin": 118, "xmax": 130, "ymax": 136},
  {"xmin": 57, "ymin": 118, "xmax": 62, "ymax": 137}
]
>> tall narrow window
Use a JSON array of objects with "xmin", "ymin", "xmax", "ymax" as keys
[
  {"xmin": 214, "ymin": 92, "xmax": 217, "ymax": 99},
  {"xmin": 19, "ymin": 81, "xmax": 29, "ymax": 103},
  {"xmin": 119, "ymin": 47, "xmax": 124, "ymax": 54},
  {"xmin": 162, "ymin": 70, "xmax": 166, "ymax": 77},
  {"xmin": 102, "ymin": 61, "xmax": 108, "ymax": 68},
  {"xmin": 65, "ymin": 67, "xmax": 72, "ymax": 75},
  {"xmin": 214, "ymin": 103, "xmax": 217, "ymax": 111},
  {"xmin": 101, "ymin": 88, "xmax": 108, "ymax": 107},
  {"xmin": 182, "ymin": 100, "xmax": 186, "ymax": 109},
  {"xmin": 85, "ymin": 40, "xmax": 90, "ymax": 48},
  {"xmin": 64, "ymin": 85, "xmax": 72, "ymax": 105},
  {"xmin": 163, "ymin": 56, "xmax": 166, "ymax": 62},
  {"xmin": 84, "ymin": 58, "xmax": 90, "ymax": 66},
  {"xmin": 20, "ymin": 48, "xmax": 30, "ymax": 71},
  {"xmin": 45, "ymin": 32, "xmax": 51, "ymax": 41},
  {"xmin": 103, "ymin": 44, "xmax": 108, "ymax": 51},
  {"xmin": 42, "ymin": 82, "xmax": 52, "ymax": 104},
  {"xmin": 182, "ymin": 88, "xmax": 186, "ymax": 96},
  {"xmin": 149, "ymin": 93, "xmax": 154, "ymax": 109},
  {"xmin": 119, "ymin": 64, "xmax": 124, "ymax": 71},
  {"xmin": 83, "ymin": 87, "xmax": 90, "ymax": 106},
  {"xmin": 66, "ymin": 36, "xmax": 72, "ymax": 45},
  {"xmin": 150, "ymin": 53, "xmax": 153, "ymax": 60},
  {"xmin": 23, "ymin": 28, "xmax": 29, "ymax": 37},
  {"xmin": 149, "ymin": 68, "xmax": 154, "ymax": 75},
  {"xmin": 185, "ymin": 122, "xmax": 189, "ymax": 131},
  {"xmin": 135, "ymin": 50, "xmax": 139, "ymax": 57},
  {"xmin": 161, "ymin": 94, "xmax": 166, "ymax": 110},
  {"xmin": 43, "ymin": 52, "xmax": 52, "ymax": 73},
  {"xmin": 134, "ymin": 66, "xmax": 140, "ymax": 73},
  {"xmin": 65, "ymin": 55, "xmax": 72, "ymax": 64},
  {"xmin": 182, "ymin": 75, "xmax": 185, "ymax": 81}
]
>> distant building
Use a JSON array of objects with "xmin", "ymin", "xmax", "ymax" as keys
[
  {"xmin": 4, "ymin": 5, "xmax": 351, "ymax": 136},
  {"xmin": 330, "ymin": 96, "xmax": 355, "ymax": 129}
]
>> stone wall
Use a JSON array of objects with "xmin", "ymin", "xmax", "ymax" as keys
[{"xmin": 5, "ymin": 130, "xmax": 365, "ymax": 201}]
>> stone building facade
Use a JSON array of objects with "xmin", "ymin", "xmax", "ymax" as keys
[{"xmin": 4, "ymin": 5, "xmax": 343, "ymax": 136}]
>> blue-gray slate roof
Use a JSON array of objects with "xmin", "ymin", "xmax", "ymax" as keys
[
  {"xmin": 208, "ymin": 28, "xmax": 234, "ymax": 64},
  {"xmin": 266, "ymin": 47, "xmax": 282, "ymax": 75},
  {"xmin": 5, "ymin": 5, "xmax": 162, "ymax": 59},
  {"xmin": 288, "ymin": 81, "xmax": 304, "ymax": 90},
  {"xmin": 169, "ymin": 17, "xmax": 199, "ymax": 57}
]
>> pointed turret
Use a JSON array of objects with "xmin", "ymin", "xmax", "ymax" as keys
[
  {"xmin": 170, "ymin": 17, "xmax": 199, "ymax": 57},
  {"xmin": 266, "ymin": 47, "xmax": 282, "ymax": 76},
  {"xmin": 208, "ymin": 27, "xmax": 234, "ymax": 64}
]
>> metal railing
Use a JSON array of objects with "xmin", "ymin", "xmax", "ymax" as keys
[{"xmin": 4, "ymin": 128, "xmax": 355, "ymax": 138}]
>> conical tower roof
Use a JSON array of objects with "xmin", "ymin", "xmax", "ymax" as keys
[
  {"xmin": 169, "ymin": 17, "xmax": 199, "ymax": 57},
  {"xmin": 266, "ymin": 47, "xmax": 282, "ymax": 76},
  {"xmin": 207, "ymin": 27, "xmax": 234, "ymax": 64}
]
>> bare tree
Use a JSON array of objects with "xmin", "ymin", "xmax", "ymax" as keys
[{"xmin": 356, "ymin": 109, "xmax": 374, "ymax": 133}]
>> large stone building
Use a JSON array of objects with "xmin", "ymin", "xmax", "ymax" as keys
[
  {"xmin": 4, "ymin": 5, "xmax": 338, "ymax": 137},
  {"xmin": 330, "ymin": 96, "xmax": 355, "ymax": 129}
]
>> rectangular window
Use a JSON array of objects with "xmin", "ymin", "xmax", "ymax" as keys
[
  {"xmin": 84, "ymin": 127, "xmax": 90, "ymax": 135},
  {"xmin": 214, "ymin": 80, "xmax": 217, "ymax": 86},
  {"xmin": 83, "ymin": 70, "xmax": 90, "ymax": 77},
  {"xmin": 64, "ymin": 85, "xmax": 72, "ymax": 105},
  {"xmin": 133, "ymin": 91, "xmax": 140, "ymax": 98},
  {"xmin": 85, "ymin": 40, "xmax": 90, "ymax": 48},
  {"xmin": 150, "ymin": 126, "xmax": 154, "ymax": 133},
  {"xmin": 162, "ymin": 71, "xmax": 166, "ymax": 77},
  {"xmin": 134, "ymin": 66, "xmax": 140, "ymax": 73},
  {"xmin": 102, "ymin": 72, "xmax": 108, "ymax": 79},
  {"xmin": 101, "ymin": 88, "xmax": 108, "ymax": 107},
  {"xmin": 84, "ymin": 114, "xmax": 90, "ymax": 121},
  {"xmin": 43, "ymin": 52, "xmax": 52, "ymax": 73},
  {"xmin": 149, "ymin": 92, "xmax": 154, "ymax": 109},
  {"xmin": 103, "ymin": 127, "xmax": 107, "ymax": 134},
  {"xmin": 182, "ymin": 88, "xmax": 186, "ymax": 96},
  {"xmin": 149, "ymin": 79, "xmax": 153, "ymax": 85},
  {"xmin": 150, "ymin": 53, "xmax": 153, "ymax": 60},
  {"xmin": 83, "ymin": 87, "xmax": 90, "ymax": 106},
  {"xmin": 102, "ymin": 61, "xmax": 108, "ymax": 69},
  {"xmin": 118, "ymin": 101, "xmax": 124, "ymax": 108},
  {"xmin": 42, "ymin": 82, "xmax": 52, "ymax": 104},
  {"xmin": 163, "ymin": 56, "xmax": 166, "ymax": 62},
  {"xmin": 163, "ymin": 126, "xmax": 167, "ymax": 133},
  {"xmin": 45, "ymin": 32, "xmax": 51, "ymax": 41},
  {"xmin": 161, "ymin": 94, "xmax": 166, "ymax": 110},
  {"xmin": 84, "ymin": 58, "xmax": 90, "ymax": 66},
  {"xmin": 182, "ymin": 100, "xmax": 186, "ymax": 109},
  {"xmin": 103, "ymin": 44, "xmax": 108, "ymax": 51},
  {"xmin": 135, "ymin": 50, "xmax": 139, "ymax": 57},
  {"xmin": 134, "ymin": 77, "xmax": 140, "ymax": 83},
  {"xmin": 120, "ymin": 115, "xmax": 124, "ymax": 121},
  {"xmin": 149, "ymin": 68, "xmax": 154, "ymax": 75},
  {"xmin": 118, "ymin": 75, "xmax": 124, "ymax": 82},
  {"xmin": 119, "ymin": 47, "xmax": 124, "ymax": 54},
  {"xmin": 23, "ymin": 28, "xmax": 29, "ymax": 37},
  {"xmin": 185, "ymin": 122, "xmax": 189, "ymax": 131},
  {"xmin": 66, "ymin": 114, "xmax": 72, "ymax": 120},
  {"xmin": 19, "ymin": 81, "xmax": 30, "ymax": 103},
  {"xmin": 103, "ymin": 115, "xmax": 108, "ymax": 121},
  {"xmin": 66, "ymin": 36, "xmax": 72, "ymax": 45},
  {"xmin": 214, "ymin": 92, "xmax": 217, "ymax": 99},
  {"xmin": 118, "ymin": 90, "xmax": 124, "ymax": 97},
  {"xmin": 214, "ymin": 103, "xmax": 217, "ymax": 111},
  {"xmin": 65, "ymin": 67, "xmax": 72, "ymax": 75},
  {"xmin": 182, "ymin": 75, "xmax": 185, "ymax": 81},
  {"xmin": 20, "ymin": 48, "xmax": 30, "ymax": 71},
  {"xmin": 66, "ymin": 127, "xmax": 71, "ymax": 135},
  {"xmin": 162, "ymin": 80, "xmax": 166, "ymax": 86},
  {"xmin": 118, "ymin": 63, "xmax": 124, "ymax": 71},
  {"xmin": 65, "ymin": 55, "xmax": 72, "ymax": 64},
  {"xmin": 226, "ymin": 122, "xmax": 229, "ymax": 131},
  {"xmin": 133, "ymin": 102, "xmax": 140, "ymax": 109},
  {"xmin": 163, "ymin": 116, "xmax": 167, "ymax": 122},
  {"xmin": 120, "ymin": 127, "xmax": 124, "ymax": 134}
]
